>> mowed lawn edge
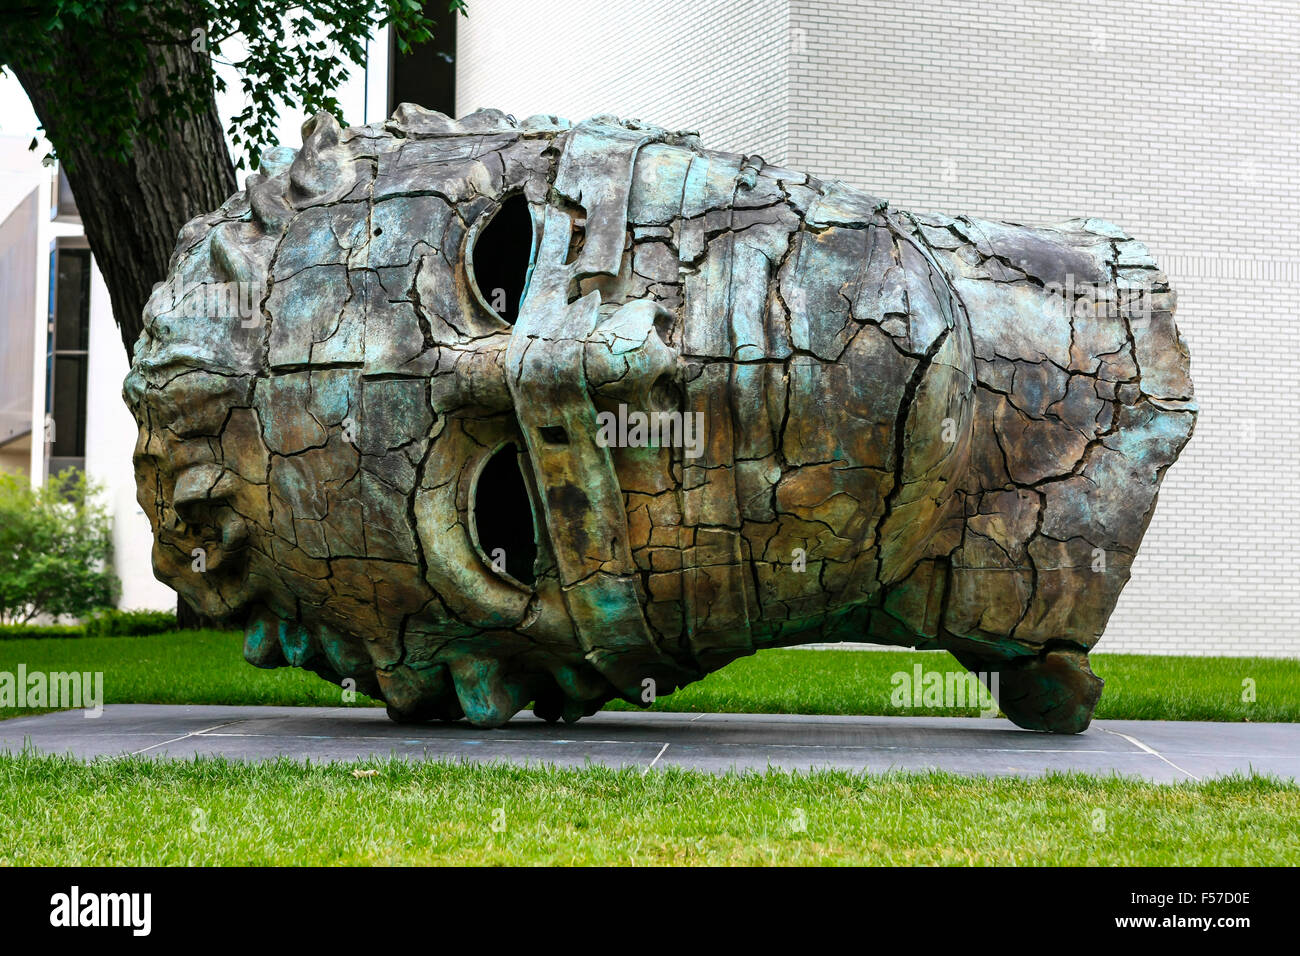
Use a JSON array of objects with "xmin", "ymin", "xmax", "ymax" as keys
[
  {"xmin": 0, "ymin": 630, "xmax": 1295, "ymax": 723},
  {"xmin": 1, "ymin": 754, "xmax": 1297, "ymax": 865}
]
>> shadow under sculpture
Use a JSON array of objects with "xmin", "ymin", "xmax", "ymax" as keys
[{"xmin": 124, "ymin": 107, "xmax": 1196, "ymax": 734}]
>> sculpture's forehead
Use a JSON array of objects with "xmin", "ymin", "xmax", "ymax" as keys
[{"xmin": 371, "ymin": 131, "xmax": 526, "ymax": 202}]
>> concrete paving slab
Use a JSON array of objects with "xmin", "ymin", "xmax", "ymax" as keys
[{"xmin": 0, "ymin": 705, "xmax": 1295, "ymax": 782}]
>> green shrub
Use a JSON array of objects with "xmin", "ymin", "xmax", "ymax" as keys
[
  {"xmin": 0, "ymin": 469, "xmax": 118, "ymax": 625},
  {"xmin": 0, "ymin": 622, "xmax": 85, "ymax": 639},
  {"xmin": 83, "ymin": 607, "xmax": 177, "ymax": 637},
  {"xmin": 0, "ymin": 608, "xmax": 177, "ymax": 639}
]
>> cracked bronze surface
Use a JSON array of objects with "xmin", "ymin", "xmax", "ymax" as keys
[{"xmin": 124, "ymin": 107, "xmax": 1195, "ymax": 733}]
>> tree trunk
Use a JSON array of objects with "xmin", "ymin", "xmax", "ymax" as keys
[
  {"xmin": 9, "ymin": 8, "xmax": 236, "ymax": 627},
  {"xmin": 10, "ymin": 19, "xmax": 236, "ymax": 361}
]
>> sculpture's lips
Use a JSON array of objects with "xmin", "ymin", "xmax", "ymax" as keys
[{"xmin": 131, "ymin": 342, "xmax": 255, "ymax": 380}]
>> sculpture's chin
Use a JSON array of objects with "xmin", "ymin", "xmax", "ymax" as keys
[
  {"xmin": 176, "ymin": 588, "xmax": 253, "ymax": 625},
  {"xmin": 150, "ymin": 534, "xmax": 261, "ymax": 625}
]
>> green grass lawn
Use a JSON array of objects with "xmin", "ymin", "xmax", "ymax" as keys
[
  {"xmin": 0, "ymin": 754, "xmax": 1294, "ymax": 865},
  {"xmin": 2, "ymin": 633, "xmax": 1295, "ymax": 866},
  {"xmin": 0, "ymin": 629, "xmax": 1295, "ymax": 722}
]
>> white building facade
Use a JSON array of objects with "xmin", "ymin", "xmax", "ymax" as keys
[
  {"xmin": 455, "ymin": 0, "xmax": 1299, "ymax": 657},
  {"xmin": 0, "ymin": 145, "xmax": 177, "ymax": 611}
]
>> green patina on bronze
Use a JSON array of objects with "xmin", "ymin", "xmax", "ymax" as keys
[{"xmin": 123, "ymin": 107, "xmax": 1196, "ymax": 734}]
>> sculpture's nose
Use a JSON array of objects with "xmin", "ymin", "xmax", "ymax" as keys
[
  {"xmin": 429, "ymin": 298, "xmax": 679, "ymax": 417},
  {"xmin": 583, "ymin": 299, "xmax": 679, "ymax": 409},
  {"xmin": 405, "ymin": 122, "xmax": 701, "ymax": 721},
  {"xmin": 428, "ymin": 332, "xmax": 514, "ymax": 415},
  {"xmin": 166, "ymin": 463, "xmax": 248, "ymax": 573}
]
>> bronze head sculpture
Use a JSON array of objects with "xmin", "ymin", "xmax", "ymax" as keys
[{"xmin": 125, "ymin": 106, "xmax": 1195, "ymax": 733}]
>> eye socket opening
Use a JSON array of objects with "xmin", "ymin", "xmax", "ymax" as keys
[
  {"xmin": 468, "ymin": 192, "xmax": 535, "ymax": 326},
  {"xmin": 470, "ymin": 442, "xmax": 539, "ymax": 586}
]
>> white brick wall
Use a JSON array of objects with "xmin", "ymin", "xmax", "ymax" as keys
[
  {"xmin": 456, "ymin": 0, "xmax": 790, "ymax": 162},
  {"xmin": 457, "ymin": 0, "xmax": 1300, "ymax": 657}
]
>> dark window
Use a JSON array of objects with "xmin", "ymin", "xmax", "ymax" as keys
[
  {"xmin": 46, "ymin": 246, "xmax": 91, "ymax": 473},
  {"xmin": 54, "ymin": 248, "xmax": 89, "ymax": 351},
  {"xmin": 51, "ymin": 355, "xmax": 88, "ymax": 458},
  {"xmin": 387, "ymin": 2, "xmax": 457, "ymax": 116}
]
